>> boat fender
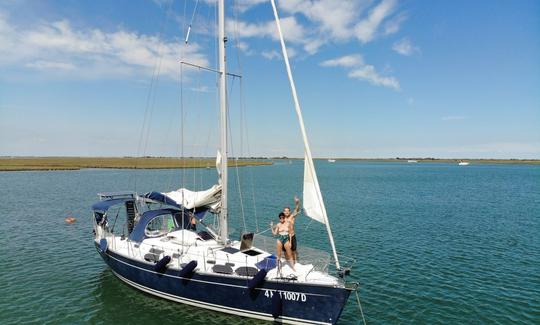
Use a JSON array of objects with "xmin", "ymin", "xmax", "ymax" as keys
[
  {"xmin": 99, "ymin": 238, "xmax": 107, "ymax": 253},
  {"xmin": 247, "ymin": 269, "xmax": 267, "ymax": 291},
  {"xmin": 271, "ymin": 290, "xmax": 282, "ymax": 319},
  {"xmin": 154, "ymin": 256, "xmax": 171, "ymax": 273},
  {"xmin": 178, "ymin": 260, "xmax": 198, "ymax": 277}
]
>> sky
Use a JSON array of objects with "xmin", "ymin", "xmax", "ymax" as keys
[{"xmin": 0, "ymin": 0, "xmax": 539, "ymax": 159}]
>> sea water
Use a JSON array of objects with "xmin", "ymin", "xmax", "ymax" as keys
[{"xmin": 0, "ymin": 161, "xmax": 538, "ymax": 324}]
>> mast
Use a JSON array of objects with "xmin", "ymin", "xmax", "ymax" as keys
[
  {"xmin": 270, "ymin": 0, "xmax": 341, "ymax": 269},
  {"xmin": 218, "ymin": 0, "xmax": 228, "ymax": 245}
]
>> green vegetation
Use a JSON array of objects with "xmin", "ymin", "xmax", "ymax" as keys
[
  {"xmin": 0, "ymin": 157, "xmax": 272, "ymax": 171},
  {"xmin": 1, "ymin": 157, "xmax": 538, "ymax": 171}
]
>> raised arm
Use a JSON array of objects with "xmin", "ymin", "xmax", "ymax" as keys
[
  {"xmin": 291, "ymin": 195, "xmax": 301, "ymax": 218},
  {"xmin": 271, "ymin": 221, "xmax": 278, "ymax": 235}
]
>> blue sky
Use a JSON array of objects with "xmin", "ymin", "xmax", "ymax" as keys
[{"xmin": 0, "ymin": 0, "xmax": 539, "ymax": 158}]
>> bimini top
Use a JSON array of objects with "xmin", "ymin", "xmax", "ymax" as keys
[{"xmin": 91, "ymin": 197, "xmax": 134, "ymax": 214}]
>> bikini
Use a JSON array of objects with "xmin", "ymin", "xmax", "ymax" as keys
[{"xmin": 277, "ymin": 230, "xmax": 289, "ymax": 245}]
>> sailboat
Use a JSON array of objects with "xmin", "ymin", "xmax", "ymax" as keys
[{"xmin": 91, "ymin": 1, "xmax": 356, "ymax": 324}]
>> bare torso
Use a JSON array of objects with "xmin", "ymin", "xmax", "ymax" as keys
[{"xmin": 287, "ymin": 216, "xmax": 296, "ymax": 236}]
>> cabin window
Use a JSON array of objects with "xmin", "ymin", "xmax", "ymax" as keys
[
  {"xmin": 145, "ymin": 214, "xmax": 175, "ymax": 237},
  {"xmin": 174, "ymin": 211, "xmax": 195, "ymax": 230}
]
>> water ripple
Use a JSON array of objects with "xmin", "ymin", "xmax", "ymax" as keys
[{"xmin": 0, "ymin": 164, "xmax": 539, "ymax": 324}]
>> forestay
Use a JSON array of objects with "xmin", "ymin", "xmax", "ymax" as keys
[{"xmin": 270, "ymin": 0, "xmax": 340, "ymax": 269}]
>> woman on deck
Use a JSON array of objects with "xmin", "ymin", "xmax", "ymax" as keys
[{"xmin": 271, "ymin": 212, "xmax": 295, "ymax": 271}]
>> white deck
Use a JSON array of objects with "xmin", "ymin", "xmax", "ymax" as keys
[{"xmin": 97, "ymin": 229, "xmax": 341, "ymax": 287}]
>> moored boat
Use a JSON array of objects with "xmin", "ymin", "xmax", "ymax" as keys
[{"xmin": 91, "ymin": 1, "xmax": 357, "ymax": 324}]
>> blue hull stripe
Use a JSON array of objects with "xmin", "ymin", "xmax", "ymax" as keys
[{"xmin": 97, "ymin": 244, "xmax": 351, "ymax": 324}]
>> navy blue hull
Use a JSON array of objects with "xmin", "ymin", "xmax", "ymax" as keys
[{"xmin": 96, "ymin": 245, "xmax": 351, "ymax": 324}]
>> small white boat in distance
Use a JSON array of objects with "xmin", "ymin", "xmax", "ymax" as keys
[
  {"xmin": 328, "ymin": 159, "xmax": 336, "ymax": 163},
  {"xmin": 458, "ymin": 161, "xmax": 470, "ymax": 166},
  {"xmin": 407, "ymin": 160, "xmax": 418, "ymax": 163}
]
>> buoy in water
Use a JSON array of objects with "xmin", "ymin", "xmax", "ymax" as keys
[{"xmin": 65, "ymin": 217, "xmax": 77, "ymax": 223}]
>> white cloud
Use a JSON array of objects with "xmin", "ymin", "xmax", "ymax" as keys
[
  {"xmin": 262, "ymin": 50, "xmax": 281, "ymax": 60},
  {"xmin": 279, "ymin": 0, "xmax": 363, "ymax": 41},
  {"xmin": 348, "ymin": 65, "xmax": 400, "ymax": 90},
  {"xmin": 227, "ymin": 16, "xmax": 305, "ymax": 60},
  {"xmin": 190, "ymin": 85, "xmax": 212, "ymax": 93},
  {"xmin": 151, "ymin": 0, "xmax": 173, "ymax": 8},
  {"xmin": 354, "ymin": 0, "xmax": 397, "ymax": 43},
  {"xmin": 320, "ymin": 54, "xmax": 364, "ymax": 68},
  {"xmin": 234, "ymin": 0, "xmax": 268, "ymax": 12},
  {"xmin": 0, "ymin": 11, "xmax": 208, "ymax": 80},
  {"xmin": 321, "ymin": 54, "xmax": 400, "ymax": 90},
  {"xmin": 25, "ymin": 60, "xmax": 76, "ymax": 71},
  {"xmin": 384, "ymin": 12, "xmax": 407, "ymax": 35},
  {"xmin": 392, "ymin": 37, "xmax": 420, "ymax": 56},
  {"xmin": 232, "ymin": 0, "xmax": 406, "ymax": 56},
  {"xmin": 303, "ymin": 38, "xmax": 324, "ymax": 55},
  {"xmin": 227, "ymin": 16, "xmax": 306, "ymax": 44},
  {"xmin": 234, "ymin": 40, "xmax": 255, "ymax": 55}
]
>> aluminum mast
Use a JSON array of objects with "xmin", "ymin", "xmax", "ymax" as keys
[{"xmin": 218, "ymin": 0, "xmax": 228, "ymax": 245}]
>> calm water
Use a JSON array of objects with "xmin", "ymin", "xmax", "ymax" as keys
[{"xmin": 0, "ymin": 162, "xmax": 539, "ymax": 324}]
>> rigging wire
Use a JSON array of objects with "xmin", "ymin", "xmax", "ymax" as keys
[
  {"xmin": 193, "ymin": 68, "xmax": 201, "ymax": 190},
  {"xmin": 183, "ymin": 0, "xmax": 205, "ymax": 189},
  {"xmin": 180, "ymin": 0, "xmax": 188, "ymax": 191},
  {"xmin": 179, "ymin": 62, "xmax": 186, "ymax": 240},
  {"xmin": 184, "ymin": 0, "xmax": 200, "ymax": 44},
  {"xmin": 199, "ymin": 0, "xmax": 218, "ymax": 187},
  {"xmin": 133, "ymin": 0, "xmax": 173, "ymax": 191},
  {"xmin": 240, "ymin": 77, "xmax": 260, "ymax": 232},
  {"xmin": 231, "ymin": 0, "xmax": 260, "ymax": 232},
  {"xmin": 355, "ymin": 289, "xmax": 368, "ymax": 325},
  {"xmin": 226, "ymin": 76, "xmax": 247, "ymax": 234}
]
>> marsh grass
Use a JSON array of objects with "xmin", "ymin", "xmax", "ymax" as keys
[{"xmin": 0, "ymin": 157, "xmax": 272, "ymax": 171}]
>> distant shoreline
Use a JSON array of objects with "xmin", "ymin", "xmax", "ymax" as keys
[
  {"xmin": 274, "ymin": 157, "xmax": 540, "ymax": 165},
  {"xmin": 0, "ymin": 156, "xmax": 538, "ymax": 171},
  {"xmin": 0, "ymin": 157, "xmax": 272, "ymax": 171},
  {"xmin": 320, "ymin": 158, "xmax": 540, "ymax": 165}
]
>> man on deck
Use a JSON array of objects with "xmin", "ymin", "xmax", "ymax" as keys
[{"xmin": 283, "ymin": 195, "xmax": 301, "ymax": 264}]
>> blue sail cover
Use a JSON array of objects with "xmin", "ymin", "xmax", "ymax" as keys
[
  {"xmin": 143, "ymin": 192, "xmax": 209, "ymax": 220},
  {"xmin": 92, "ymin": 198, "xmax": 133, "ymax": 214},
  {"xmin": 143, "ymin": 185, "xmax": 221, "ymax": 213}
]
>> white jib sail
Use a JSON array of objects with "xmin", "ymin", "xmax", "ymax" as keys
[{"xmin": 303, "ymin": 156, "xmax": 326, "ymax": 224}]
